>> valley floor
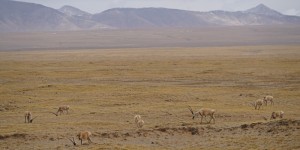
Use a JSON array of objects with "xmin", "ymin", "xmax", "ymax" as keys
[{"xmin": 0, "ymin": 46, "xmax": 299, "ymax": 149}]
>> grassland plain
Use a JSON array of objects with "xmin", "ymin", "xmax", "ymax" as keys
[{"xmin": 0, "ymin": 45, "xmax": 299, "ymax": 149}]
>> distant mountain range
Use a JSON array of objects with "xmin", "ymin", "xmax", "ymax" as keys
[{"xmin": 0, "ymin": 0, "xmax": 300, "ymax": 32}]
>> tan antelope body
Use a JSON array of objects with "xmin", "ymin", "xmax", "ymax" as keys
[
  {"xmin": 263, "ymin": 95, "xmax": 274, "ymax": 106},
  {"xmin": 24, "ymin": 111, "xmax": 38, "ymax": 123},
  {"xmin": 252, "ymin": 99, "xmax": 264, "ymax": 110},
  {"xmin": 188, "ymin": 106, "xmax": 216, "ymax": 124},
  {"xmin": 57, "ymin": 105, "xmax": 70, "ymax": 115},
  {"xmin": 137, "ymin": 119, "xmax": 144, "ymax": 128},
  {"xmin": 77, "ymin": 131, "xmax": 92, "ymax": 145},
  {"xmin": 24, "ymin": 111, "xmax": 32, "ymax": 123},
  {"xmin": 134, "ymin": 115, "xmax": 144, "ymax": 128}
]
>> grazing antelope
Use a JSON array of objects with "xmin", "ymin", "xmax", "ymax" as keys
[
  {"xmin": 49, "ymin": 105, "xmax": 70, "ymax": 116},
  {"xmin": 251, "ymin": 99, "xmax": 264, "ymax": 110},
  {"xmin": 188, "ymin": 106, "xmax": 216, "ymax": 124},
  {"xmin": 263, "ymin": 95, "xmax": 274, "ymax": 106},
  {"xmin": 24, "ymin": 111, "xmax": 38, "ymax": 123},
  {"xmin": 57, "ymin": 105, "xmax": 70, "ymax": 115},
  {"xmin": 77, "ymin": 131, "xmax": 92, "ymax": 145},
  {"xmin": 134, "ymin": 115, "xmax": 144, "ymax": 128},
  {"xmin": 270, "ymin": 111, "xmax": 284, "ymax": 120}
]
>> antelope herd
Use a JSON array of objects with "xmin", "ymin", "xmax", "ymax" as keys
[
  {"xmin": 251, "ymin": 95, "xmax": 275, "ymax": 110},
  {"xmin": 21, "ymin": 94, "xmax": 284, "ymax": 146},
  {"xmin": 250, "ymin": 95, "xmax": 284, "ymax": 121}
]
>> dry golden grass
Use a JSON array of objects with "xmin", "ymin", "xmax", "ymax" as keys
[{"xmin": 0, "ymin": 45, "xmax": 299, "ymax": 149}]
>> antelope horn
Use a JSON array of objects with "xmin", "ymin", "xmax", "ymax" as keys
[
  {"xmin": 68, "ymin": 137, "xmax": 76, "ymax": 146},
  {"xmin": 261, "ymin": 116, "xmax": 268, "ymax": 121},
  {"xmin": 30, "ymin": 116, "xmax": 38, "ymax": 123},
  {"xmin": 188, "ymin": 106, "xmax": 194, "ymax": 115},
  {"xmin": 49, "ymin": 112, "xmax": 58, "ymax": 116}
]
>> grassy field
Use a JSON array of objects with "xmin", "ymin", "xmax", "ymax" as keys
[{"xmin": 0, "ymin": 45, "xmax": 299, "ymax": 149}]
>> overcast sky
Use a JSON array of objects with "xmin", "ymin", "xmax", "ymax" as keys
[{"xmin": 13, "ymin": 0, "xmax": 300, "ymax": 16}]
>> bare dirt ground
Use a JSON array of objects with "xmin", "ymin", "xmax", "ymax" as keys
[{"xmin": 0, "ymin": 45, "xmax": 299, "ymax": 149}]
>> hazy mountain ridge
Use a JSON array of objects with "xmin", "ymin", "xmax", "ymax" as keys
[
  {"xmin": 58, "ymin": 5, "xmax": 92, "ymax": 19},
  {"xmin": 0, "ymin": 0, "xmax": 110, "ymax": 32},
  {"xmin": 92, "ymin": 8, "xmax": 212, "ymax": 28},
  {"xmin": 245, "ymin": 4, "xmax": 283, "ymax": 17},
  {"xmin": 94, "ymin": 4, "xmax": 300, "ymax": 28},
  {"xmin": 0, "ymin": 0, "xmax": 78, "ymax": 31},
  {"xmin": 0, "ymin": 0, "xmax": 299, "ymax": 32}
]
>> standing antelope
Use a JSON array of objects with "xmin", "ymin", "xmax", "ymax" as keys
[
  {"xmin": 270, "ymin": 111, "xmax": 284, "ymax": 120},
  {"xmin": 24, "ymin": 111, "xmax": 32, "ymax": 123},
  {"xmin": 188, "ymin": 106, "xmax": 216, "ymax": 124},
  {"xmin": 263, "ymin": 95, "xmax": 274, "ymax": 106},
  {"xmin": 252, "ymin": 99, "xmax": 264, "ymax": 110},
  {"xmin": 24, "ymin": 111, "xmax": 38, "ymax": 123},
  {"xmin": 134, "ymin": 115, "xmax": 144, "ymax": 128},
  {"xmin": 77, "ymin": 131, "xmax": 92, "ymax": 145}
]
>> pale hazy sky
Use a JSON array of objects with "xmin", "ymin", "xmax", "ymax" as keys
[{"xmin": 12, "ymin": 0, "xmax": 300, "ymax": 16}]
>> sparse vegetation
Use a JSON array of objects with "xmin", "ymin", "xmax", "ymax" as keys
[{"xmin": 0, "ymin": 46, "xmax": 299, "ymax": 149}]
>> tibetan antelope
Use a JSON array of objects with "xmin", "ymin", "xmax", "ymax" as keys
[
  {"xmin": 188, "ymin": 106, "xmax": 216, "ymax": 124},
  {"xmin": 251, "ymin": 99, "xmax": 264, "ymax": 110},
  {"xmin": 49, "ymin": 105, "xmax": 70, "ymax": 116},
  {"xmin": 134, "ymin": 115, "xmax": 144, "ymax": 128},
  {"xmin": 24, "ymin": 111, "xmax": 32, "ymax": 123},
  {"xmin": 77, "ymin": 131, "xmax": 92, "ymax": 145},
  {"xmin": 24, "ymin": 111, "xmax": 38, "ymax": 123},
  {"xmin": 57, "ymin": 105, "xmax": 69, "ymax": 115},
  {"xmin": 263, "ymin": 95, "xmax": 274, "ymax": 106}
]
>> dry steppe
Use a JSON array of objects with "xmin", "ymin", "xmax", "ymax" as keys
[
  {"xmin": 0, "ymin": 45, "xmax": 300, "ymax": 149},
  {"xmin": 1, "ymin": 25, "xmax": 300, "ymax": 51}
]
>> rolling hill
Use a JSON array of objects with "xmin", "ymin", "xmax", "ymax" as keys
[
  {"xmin": 0, "ymin": 0, "xmax": 299, "ymax": 32},
  {"xmin": 0, "ymin": 0, "xmax": 109, "ymax": 32}
]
